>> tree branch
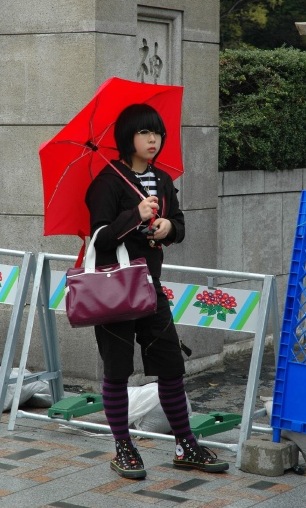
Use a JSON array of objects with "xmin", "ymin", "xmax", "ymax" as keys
[{"xmin": 220, "ymin": 0, "xmax": 248, "ymax": 19}]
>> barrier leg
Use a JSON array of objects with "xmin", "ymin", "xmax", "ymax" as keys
[
  {"xmin": 0, "ymin": 252, "xmax": 35, "ymax": 420},
  {"xmin": 8, "ymin": 254, "xmax": 64, "ymax": 430},
  {"xmin": 235, "ymin": 276, "xmax": 274, "ymax": 468},
  {"xmin": 40, "ymin": 257, "xmax": 64, "ymax": 403}
]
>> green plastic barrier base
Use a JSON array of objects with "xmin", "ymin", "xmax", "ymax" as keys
[
  {"xmin": 189, "ymin": 411, "xmax": 242, "ymax": 437},
  {"xmin": 48, "ymin": 394, "xmax": 241, "ymax": 437},
  {"xmin": 48, "ymin": 393, "xmax": 103, "ymax": 421}
]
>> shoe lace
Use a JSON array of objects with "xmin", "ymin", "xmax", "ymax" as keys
[
  {"xmin": 116, "ymin": 441, "xmax": 143, "ymax": 469},
  {"xmin": 199, "ymin": 445, "xmax": 218, "ymax": 464}
]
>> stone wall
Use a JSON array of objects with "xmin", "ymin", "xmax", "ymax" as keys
[
  {"xmin": 0, "ymin": 1, "xmax": 222, "ymax": 387},
  {"xmin": 218, "ymin": 169, "xmax": 306, "ymax": 322}
]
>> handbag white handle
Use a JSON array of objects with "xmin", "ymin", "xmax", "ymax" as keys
[{"xmin": 85, "ymin": 226, "xmax": 130, "ymax": 272}]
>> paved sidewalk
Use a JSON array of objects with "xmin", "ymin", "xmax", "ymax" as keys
[
  {"xmin": 1, "ymin": 344, "xmax": 305, "ymax": 507},
  {"xmin": 0, "ymin": 408, "xmax": 306, "ymax": 508}
]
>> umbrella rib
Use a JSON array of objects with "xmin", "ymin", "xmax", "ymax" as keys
[
  {"xmin": 88, "ymin": 98, "xmax": 98, "ymax": 144},
  {"xmin": 156, "ymin": 160, "xmax": 183, "ymax": 173},
  {"xmin": 47, "ymin": 150, "xmax": 91, "ymax": 208},
  {"xmin": 86, "ymin": 94, "xmax": 116, "ymax": 148},
  {"xmin": 54, "ymin": 140, "xmax": 90, "ymax": 149},
  {"xmin": 94, "ymin": 121, "xmax": 115, "ymax": 146}
]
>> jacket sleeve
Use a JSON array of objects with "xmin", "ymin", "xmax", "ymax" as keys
[
  {"xmin": 162, "ymin": 180, "xmax": 185, "ymax": 246},
  {"xmin": 85, "ymin": 173, "xmax": 142, "ymax": 251}
]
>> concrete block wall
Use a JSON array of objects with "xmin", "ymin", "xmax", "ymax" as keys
[
  {"xmin": 1, "ymin": 1, "xmax": 222, "ymax": 386},
  {"xmin": 218, "ymin": 169, "xmax": 306, "ymax": 323}
]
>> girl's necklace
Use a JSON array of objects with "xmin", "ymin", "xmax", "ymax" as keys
[
  {"xmin": 133, "ymin": 165, "xmax": 157, "ymax": 196},
  {"xmin": 135, "ymin": 169, "xmax": 151, "ymax": 195},
  {"xmin": 121, "ymin": 160, "xmax": 150, "ymax": 192}
]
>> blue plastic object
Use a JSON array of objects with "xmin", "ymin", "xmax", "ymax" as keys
[{"xmin": 272, "ymin": 191, "xmax": 306, "ymax": 441}]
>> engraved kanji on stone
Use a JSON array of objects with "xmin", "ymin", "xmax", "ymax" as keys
[{"xmin": 137, "ymin": 39, "xmax": 163, "ymax": 84}]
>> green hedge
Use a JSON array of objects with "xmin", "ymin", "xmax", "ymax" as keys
[{"xmin": 219, "ymin": 47, "xmax": 306, "ymax": 172}]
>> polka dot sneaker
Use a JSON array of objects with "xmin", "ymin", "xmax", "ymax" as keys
[
  {"xmin": 173, "ymin": 437, "xmax": 229, "ymax": 473},
  {"xmin": 110, "ymin": 439, "xmax": 146, "ymax": 479}
]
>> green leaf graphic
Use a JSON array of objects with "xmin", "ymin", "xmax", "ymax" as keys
[{"xmin": 208, "ymin": 308, "xmax": 217, "ymax": 316}]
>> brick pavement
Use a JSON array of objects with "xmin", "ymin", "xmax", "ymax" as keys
[{"xmin": 0, "ymin": 410, "xmax": 306, "ymax": 508}]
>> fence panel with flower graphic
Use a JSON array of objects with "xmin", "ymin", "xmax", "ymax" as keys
[
  {"xmin": 162, "ymin": 283, "xmax": 260, "ymax": 332},
  {"xmin": 49, "ymin": 271, "xmax": 260, "ymax": 333}
]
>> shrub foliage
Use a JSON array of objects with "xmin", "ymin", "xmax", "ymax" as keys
[{"xmin": 219, "ymin": 47, "xmax": 306, "ymax": 171}]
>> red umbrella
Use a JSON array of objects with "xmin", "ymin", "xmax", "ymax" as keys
[{"xmin": 39, "ymin": 76, "xmax": 184, "ymax": 238}]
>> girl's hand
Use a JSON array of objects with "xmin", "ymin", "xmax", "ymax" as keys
[
  {"xmin": 138, "ymin": 196, "xmax": 159, "ymax": 221},
  {"xmin": 148, "ymin": 218, "xmax": 173, "ymax": 240}
]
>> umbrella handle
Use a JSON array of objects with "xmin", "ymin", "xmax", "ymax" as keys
[{"xmin": 148, "ymin": 208, "xmax": 157, "ymax": 230}]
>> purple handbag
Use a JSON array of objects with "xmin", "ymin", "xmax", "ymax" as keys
[{"xmin": 65, "ymin": 227, "xmax": 157, "ymax": 328}]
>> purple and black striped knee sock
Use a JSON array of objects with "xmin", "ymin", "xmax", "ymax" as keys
[
  {"xmin": 158, "ymin": 375, "xmax": 195, "ymax": 442},
  {"xmin": 102, "ymin": 377, "xmax": 130, "ymax": 442}
]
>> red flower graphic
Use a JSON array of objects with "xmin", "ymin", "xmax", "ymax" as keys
[
  {"xmin": 193, "ymin": 289, "xmax": 237, "ymax": 322},
  {"xmin": 162, "ymin": 285, "xmax": 174, "ymax": 306}
]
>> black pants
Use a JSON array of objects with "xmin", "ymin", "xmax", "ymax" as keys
[{"xmin": 95, "ymin": 281, "xmax": 185, "ymax": 379}]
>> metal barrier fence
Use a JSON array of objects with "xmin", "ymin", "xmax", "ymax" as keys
[{"xmin": 0, "ymin": 250, "xmax": 280, "ymax": 468}]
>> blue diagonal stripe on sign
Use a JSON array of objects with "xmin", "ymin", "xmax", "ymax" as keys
[
  {"xmin": 230, "ymin": 291, "xmax": 260, "ymax": 331},
  {"xmin": 198, "ymin": 316, "xmax": 214, "ymax": 327},
  {"xmin": 49, "ymin": 274, "xmax": 66, "ymax": 309},
  {"xmin": 0, "ymin": 266, "xmax": 19, "ymax": 303},
  {"xmin": 171, "ymin": 285, "xmax": 200, "ymax": 323}
]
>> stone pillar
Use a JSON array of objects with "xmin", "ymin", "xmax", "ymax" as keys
[{"xmin": 0, "ymin": 1, "xmax": 221, "ymax": 385}]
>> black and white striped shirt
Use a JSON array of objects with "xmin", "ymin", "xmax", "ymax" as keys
[{"xmin": 134, "ymin": 167, "xmax": 157, "ymax": 196}]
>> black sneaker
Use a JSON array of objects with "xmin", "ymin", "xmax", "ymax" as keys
[
  {"xmin": 110, "ymin": 439, "xmax": 146, "ymax": 479},
  {"xmin": 173, "ymin": 437, "xmax": 229, "ymax": 473}
]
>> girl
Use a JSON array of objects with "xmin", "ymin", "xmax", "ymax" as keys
[{"xmin": 85, "ymin": 103, "xmax": 229, "ymax": 479}]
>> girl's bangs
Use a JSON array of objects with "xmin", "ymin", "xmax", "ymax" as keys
[{"xmin": 136, "ymin": 111, "xmax": 165, "ymax": 135}]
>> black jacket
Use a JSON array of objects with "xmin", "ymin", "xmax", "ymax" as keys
[{"xmin": 85, "ymin": 160, "xmax": 185, "ymax": 278}]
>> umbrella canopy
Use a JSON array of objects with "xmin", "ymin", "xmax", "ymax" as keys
[{"xmin": 39, "ymin": 76, "xmax": 184, "ymax": 237}]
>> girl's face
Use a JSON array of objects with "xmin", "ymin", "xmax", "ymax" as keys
[{"xmin": 132, "ymin": 129, "xmax": 162, "ymax": 165}]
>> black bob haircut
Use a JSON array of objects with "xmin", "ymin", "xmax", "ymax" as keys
[{"xmin": 114, "ymin": 104, "xmax": 166, "ymax": 167}]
